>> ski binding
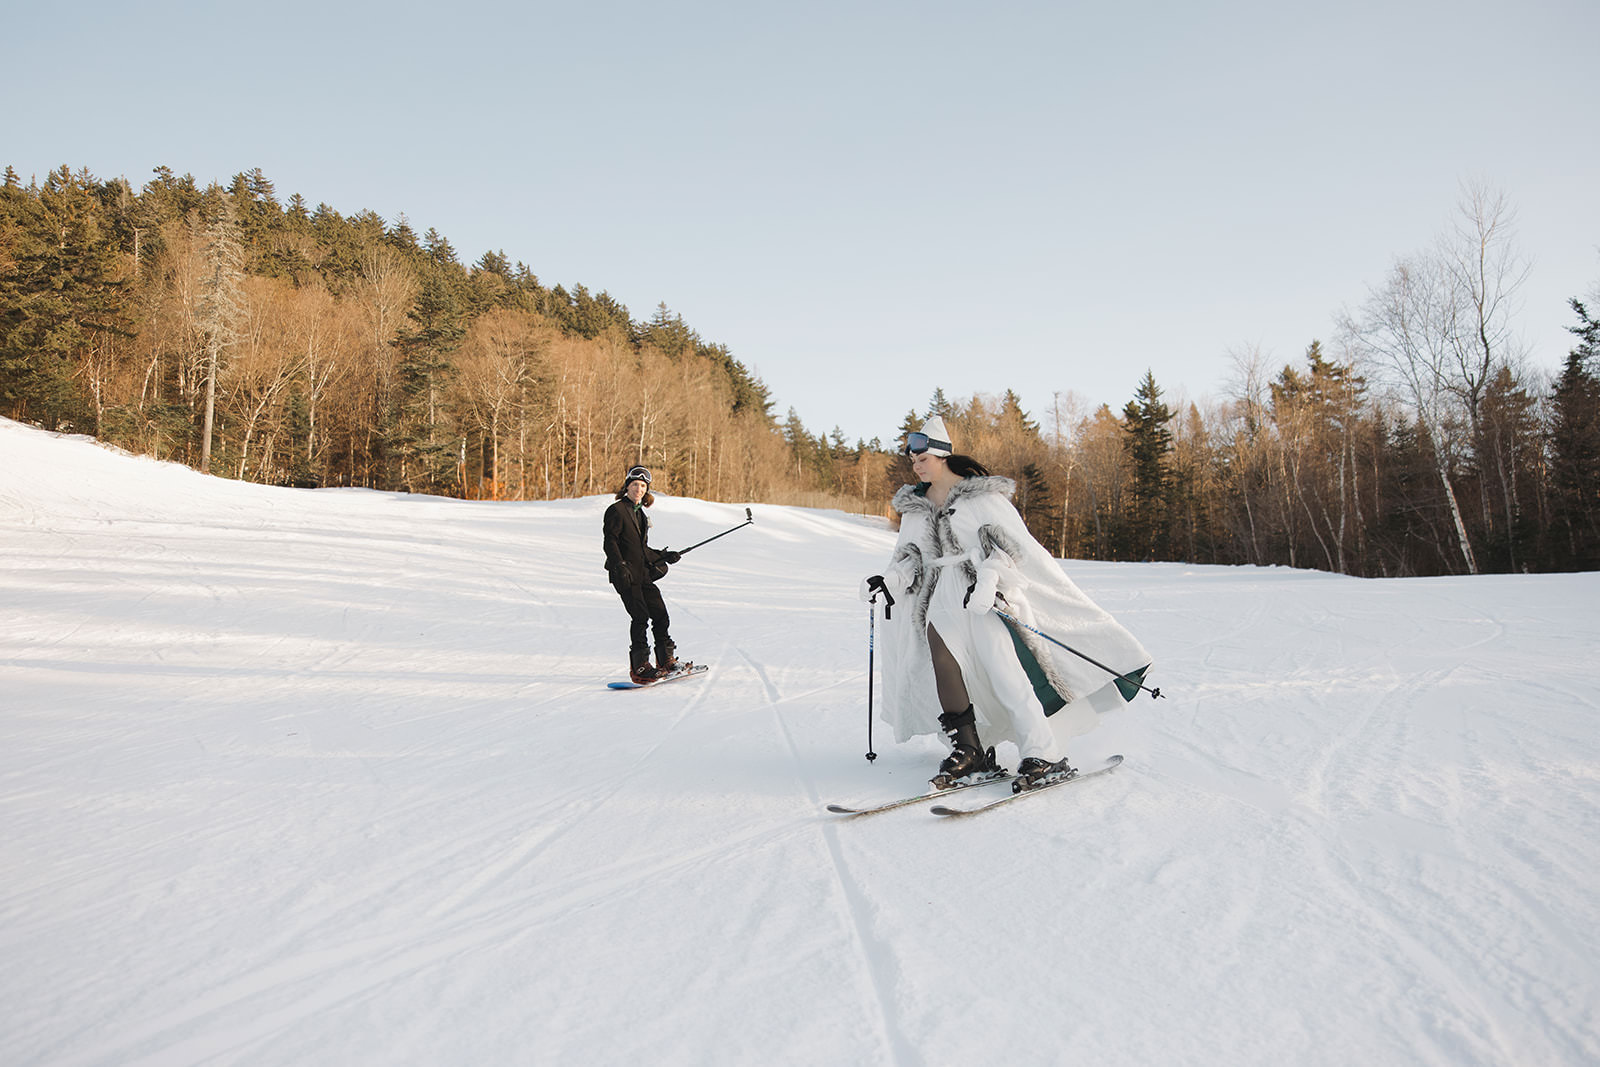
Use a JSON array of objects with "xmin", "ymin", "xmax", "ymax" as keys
[
  {"xmin": 929, "ymin": 754, "xmax": 1124, "ymax": 816},
  {"xmin": 607, "ymin": 662, "xmax": 709, "ymax": 690}
]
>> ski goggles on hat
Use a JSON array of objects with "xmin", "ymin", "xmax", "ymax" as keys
[
  {"xmin": 625, "ymin": 465, "xmax": 651, "ymax": 484},
  {"xmin": 904, "ymin": 432, "xmax": 951, "ymax": 456}
]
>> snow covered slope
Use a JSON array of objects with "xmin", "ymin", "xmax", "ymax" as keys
[{"xmin": 2, "ymin": 416, "xmax": 1596, "ymax": 1066}]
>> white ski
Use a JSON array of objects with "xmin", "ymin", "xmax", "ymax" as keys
[{"xmin": 929, "ymin": 755, "xmax": 1124, "ymax": 816}]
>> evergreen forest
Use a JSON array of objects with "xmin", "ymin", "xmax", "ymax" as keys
[{"xmin": 4, "ymin": 164, "xmax": 1598, "ymax": 575}]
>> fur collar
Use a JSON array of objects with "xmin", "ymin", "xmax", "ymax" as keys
[{"xmin": 893, "ymin": 475, "xmax": 1016, "ymax": 515}]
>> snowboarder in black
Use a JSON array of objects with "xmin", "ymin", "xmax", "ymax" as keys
[{"xmin": 603, "ymin": 466, "xmax": 681, "ymax": 683}]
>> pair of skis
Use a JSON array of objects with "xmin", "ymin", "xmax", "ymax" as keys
[{"xmin": 826, "ymin": 754, "xmax": 1123, "ymax": 817}]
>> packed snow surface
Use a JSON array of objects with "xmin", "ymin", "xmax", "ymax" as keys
[{"xmin": 2, "ymin": 417, "xmax": 1597, "ymax": 1066}]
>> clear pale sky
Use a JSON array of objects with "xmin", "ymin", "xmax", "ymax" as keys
[{"xmin": 8, "ymin": 0, "xmax": 1598, "ymax": 443}]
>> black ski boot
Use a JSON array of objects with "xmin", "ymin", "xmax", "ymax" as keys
[
  {"xmin": 655, "ymin": 641, "xmax": 678, "ymax": 673},
  {"xmin": 629, "ymin": 646, "xmax": 662, "ymax": 685},
  {"xmin": 930, "ymin": 706, "xmax": 1003, "ymax": 789},
  {"xmin": 1014, "ymin": 756, "xmax": 1076, "ymax": 792}
]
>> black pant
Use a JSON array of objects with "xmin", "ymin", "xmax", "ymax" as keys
[{"xmin": 614, "ymin": 580, "xmax": 671, "ymax": 651}]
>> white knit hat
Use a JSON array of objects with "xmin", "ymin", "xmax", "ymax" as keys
[{"xmin": 911, "ymin": 416, "xmax": 953, "ymax": 458}]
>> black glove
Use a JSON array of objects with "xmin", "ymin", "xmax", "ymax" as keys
[{"xmin": 662, "ymin": 550, "xmax": 682, "ymax": 564}]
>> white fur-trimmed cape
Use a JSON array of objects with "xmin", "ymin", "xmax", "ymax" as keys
[{"xmin": 870, "ymin": 476, "xmax": 1152, "ymax": 746}]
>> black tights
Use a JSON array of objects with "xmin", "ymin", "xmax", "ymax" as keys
[{"xmin": 927, "ymin": 624, "xmax": 970, "ymax": 713}]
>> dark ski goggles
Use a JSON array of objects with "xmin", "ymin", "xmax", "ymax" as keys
[
  {"xmin": 904, "ymin": 432, "xmax": 950, "ymax": 456},
  {"xmin": 625, "ymin": 465, "xmax": 652, "ymax": 485}
]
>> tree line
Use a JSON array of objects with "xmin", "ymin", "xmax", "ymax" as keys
[
  {"xmin": 757, "ymin": 185, "xmax": 1599, "ymax": 576},
  {"xmin": 3, "ymin": 166, "xmax": 1597, "ymax": 574},
  {"xmin": 1, "ymin": 164, "xmax": 813, "ymax": 505}
]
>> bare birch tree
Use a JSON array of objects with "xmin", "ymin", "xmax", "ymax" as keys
[
  {"xmin": 358, "ymin": 243, "xmax": 415, "ymax": 457},
  {"xmin": 1442, "ymin": 182, "xmax": 1531, "ymax": 538},
  {"xmin": 1340, "ymin": 185, "xmax": 1530, "ymax": 575},
  {"xmin": 194, "ymin": 204, "xmax": 246, "ymax": 473},
  {"xmin": 1048, "ymin": 390, "xmax": 1088, "ymax": 557},
  {"xmin": 1341, "ymin": 256, "xmax": 1479, "ymax": 573},
  {"xmin": 1440, "ymin": 181, "xmax": 1530, "ymax": 438},
  {"xmin": 1221, "ymin": 345, "xmax": 1271, "ymax": 565}
]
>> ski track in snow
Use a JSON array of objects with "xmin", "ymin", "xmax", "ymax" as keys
[
  {"xmin": 694, "ymin": 594, "xmax": 924, "ymax": 1064},
  {"xmin": 4, "ymin": 418, "xmax": 1600, "ymax": 1066}
]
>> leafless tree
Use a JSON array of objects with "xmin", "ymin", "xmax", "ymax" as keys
[
  {"xmin": 194, "ymin": 204, "xmax": 246, "ymax": 473},
  {"xmin": 1219, "ymin": 345, "xmax": 1272, "ymax": 565},
  {"xmin": 1340, "ymin": 184, "xmax": 1530, "ymax": 575},
  {"xmin": 1341, "ymin": 255, "xmax": 1479, "ymax": 573},
  {"xmin": 1442, "ymin": 182, "xmax": 1532, "ymax": 537},
  {"xmin": 455, "ymin": 308, "xmax": 540, "ymax": 497},
  {"xmin": 1440, "ymin": 181, "xmax": 1530, "ymax": 437},
  {"xmin": 1047, "ymin": 390, "xmax": 1088, "ymax": 557},
  {"xmin": 358, "ymin": 243, "xmax": 415, "ymax": 454}
]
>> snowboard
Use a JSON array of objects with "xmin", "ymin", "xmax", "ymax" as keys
[{"xmin": 607, "ymin": 663, "xmax": 708, "ymax": 690}]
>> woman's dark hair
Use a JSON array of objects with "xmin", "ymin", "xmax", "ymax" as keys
[
  {"xmin": 914, "ymin": 453, "xmax": 990, "ymax": 493},
  {"xmin": 615, "ymin": 483, "xmax": 655, "ymax": 505},
  {"xmin": 946, "ymin": 454, "xmax": 990, "ymax": 478}
]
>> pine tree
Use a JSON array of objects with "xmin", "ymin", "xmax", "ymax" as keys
[
  {"xmin": 422, "ymin": 227, "xmax": 458, "ymax": 267},
  {"xmin": 1016, "ymin": 460, "xmax": 1053, "ymax": 543},
  {"xmin": 699, "ymin": 342, "xmax": 772, "ymax": 420},
  {"xmin": 1477, "ymin": 365, "xmax": 1540, "ymax": 571},
  {"xmin": 639, "ymin": 303, "xmax": 697, "ymax": 359},
  {"xmin": 1548, "ymin": 299, "xmax": 1600, "ymax": 569},
  {"xmin": 389, "ymin": 268, "xmax": 465, "ymax": 492},
  {"xmin": 476, "ymin": 249, "xmax": 511, "ymax": 277},
  {"xmin": 1369, "ymin": 412, "xmax": 1440, "ymax": 576},
  {"xmin": 0, "ymin": 166, "xmax": 126, "ymax": 429},
  {"xmin": 386, "ymin": 214, "xmax": 419, "ymax": 254},
  {"xmin": 567, "ymin": 284, "xmax": 630, "ymax": 340},
  {"xmin": 998, "ymin": 389, "xmax": 1039, "ymax": 436},
  {"xmin": 1119, "ymin": 371, "xmax": 1174, "ymax": 560}
]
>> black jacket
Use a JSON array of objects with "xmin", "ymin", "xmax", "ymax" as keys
[{"xmin": 603, "ymin": 498, "xmax": 668, "ymax": 586}]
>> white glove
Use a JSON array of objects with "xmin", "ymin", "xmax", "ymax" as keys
[
  {"xmin": 967, "ymin": 547, "xmax": 1027, "ymax": 614},
  {"xmin": 988, "ymin": 548, "xmax": 1028, "ymax": 596},
  {"xmin": 965, "ymin": 565, "xmax": 1000, "ymax": 614}
]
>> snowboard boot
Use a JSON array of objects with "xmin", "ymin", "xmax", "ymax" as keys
[
  {"xmin": 930, "ymin": 706, "xmax": 1002, "ymax": 789},
  {"xmin": 629, "ymin": 646, "xmax": 662, "ymax": 685},
  {"xmin": 655, "ymin": 641, "xmax": 678, "ymax": 673},
  {"xmin": 1014, "ymin": 755, "xmax": 1076, "ymax": 792}
]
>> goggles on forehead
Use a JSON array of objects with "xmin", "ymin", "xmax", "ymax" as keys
[
  {"xmin": 625, "ymin": 465, "xmax": 651, "ymax": 485},
  {"xmin": 904, "ymin": 432, "xmax": 951, "ymax": 456}
]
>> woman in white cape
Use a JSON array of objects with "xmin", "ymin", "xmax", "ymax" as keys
[{"xmin": 861, "ymin": 417, "xmax": 1153, "ymax": 789}]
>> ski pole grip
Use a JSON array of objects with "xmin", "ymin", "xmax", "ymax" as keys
[{"xmin": 866, "ymin": 576, "xmax": 894, "ymax": 619}]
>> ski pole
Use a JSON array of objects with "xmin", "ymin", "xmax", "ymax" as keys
[
  {"xmin": 864, "ymin": 580, "xmax": 894, "ymax": 762},
  {"xmin": 675, "ymin": 508, "xmax": 754, "ymax": 555},
  {"xmin": 866, "ymin": 598, "xmax": 877, "ymax": 762},
  {"xmin": 991, "ymin": 607, "xmax": 1164, "ymax": 699},
  {"xmin": 857, "ymin": 579, "xmax": 896, "ymax": 764}
]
